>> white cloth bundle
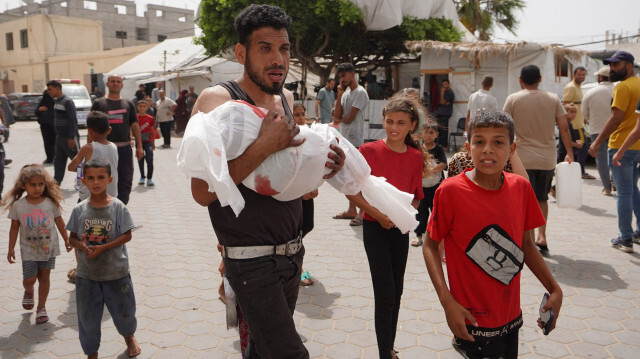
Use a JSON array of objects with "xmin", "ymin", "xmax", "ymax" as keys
[{"xmin": 177, "ymin": 100, "xmax": 418, "ymax": 232}]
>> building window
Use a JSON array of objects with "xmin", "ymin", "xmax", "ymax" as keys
[
  {"xmin": 5, "ymin": 32, "xmax": 13, "ymax": 50},
  {"xmin": 61, "ymin": 1, "xmax": 67, "ymax": 7},
  {"xmin": 136, "ymin": 28, "xmax": 148, "ymax": 41},
  {"xmin": 156, "ymin": 10, "xmax": 163, "ymax": 17},
  {"xmin": 157, "ymin": 35, "xmax": 167, "ymax": 42},
  {"xmin": 178, "ymin": 16, "xmax": 186, "ymax": 22},
  {"xmin": 20, "ymin": 29, "xmax": 28, "ymax": 48},
  {"xmin": 84, "ymin": 1, "xmax": 97, "ymax": 10},
  {"xmin": 116, "ymin": 31, "xmax": 127, "ymax": 39},
  {"xmin": 115, "ymin": 5, "xmax": 126, "ymax": 15},
  {"xmin": 554, "ymin": 55, "xmax": 570, "ymax": 79}
]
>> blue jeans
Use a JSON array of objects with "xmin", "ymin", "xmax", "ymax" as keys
[
  {"xmin": 76, "ymin": 274, "xmax": 137, "ymax": 356},
  {"xmin": 608, "ymin": 149, "xmax": 640, "ymax": 239},
  {"xmin": 591, "ymin": 134, "xmax": 612, "ymax": 190},
  {"xmin": 137, "ymin": 142, "xmax": 154, "ymax": 179}
]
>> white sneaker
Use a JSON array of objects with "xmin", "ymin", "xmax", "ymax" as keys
[
  {"xmin": 138, "ymin": 177, "xmax": 145, "ymax": 185},
  {"xmin": 147, "ymin": 179, "xmax": 154, "ymax": 186}
]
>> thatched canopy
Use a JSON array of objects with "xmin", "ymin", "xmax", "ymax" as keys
[{"xmin": 406, "ymin": 40, "xmax": 586, "ymax": 68}]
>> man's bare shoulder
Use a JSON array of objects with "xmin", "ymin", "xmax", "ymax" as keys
[
  {"xmin": 282, "ymin": 88, "xmax": 294, "ymax": 111},
  {"xmin": 192, "ymin": 85, "xmax": 232, "ymax": 115}
]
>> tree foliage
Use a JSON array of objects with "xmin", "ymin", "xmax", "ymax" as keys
[
  {"xmin": 453, "ymin": 0, "xmax": 525, "ymax": 41},
  {"xmin": 195, "ymin": 0, "xmax": 461, "ymax": 82}
]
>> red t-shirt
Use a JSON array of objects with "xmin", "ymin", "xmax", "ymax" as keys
[
  {"xmin": 427, "ymin": 170, "xmax": 545, "ymax": 328},
  {"xmin": 359, "ymin": 139, "xmax": 424, "ymax": 222},
  {"xmin": 137, "ymin": 114, "xmax": 155, "ymax": 143}
]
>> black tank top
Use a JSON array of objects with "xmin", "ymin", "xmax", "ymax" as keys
[{"xmin": 207, "ymin": 81, "xmax": 302, "ymax": 246}]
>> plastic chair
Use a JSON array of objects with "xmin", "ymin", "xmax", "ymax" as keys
[{"xmin": 448, "ymin": 117, "xmax": 466, "ymax": 151}]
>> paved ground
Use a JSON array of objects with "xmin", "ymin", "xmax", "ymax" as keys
[{"xmin": 0, "ymin": 121, "xmax": 639, "ymax": 359}]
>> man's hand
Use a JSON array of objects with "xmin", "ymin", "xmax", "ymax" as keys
[
  {"xmin": 136, "ymin": 146, "xmax": 144, "ymax": 161},
  {"xmin": 336, "ymin": 85, "xmax": 345, "ymax": 98},
  {"xmin": 256, "ymin": 110, "xmax": 304, "ymax": 155},
  {"xmin": 611, "ymin": 150, "xmax": 623, "ymax": 166},
  {"xmin": 323, "ymin": 142, "xmax": 345, "ymax": 179},
  {"xmin": 575, "ymin": 140, "xmax": 583, "ymax": 149},
  {"xmin": 443, "ymin": 298, "xmax": 477, "ymax": 342},
  {"xmin": 302, "ymin": 189, "xmax": 319, "ymax": 200},
  {"xmin": 588, "ymin": 143, "xmax": 598, "ymax": 158},
  {"xmin": 38, "ymin": 106, "xmax": 47, "ymax": 112},
  {"xmin": 538, "ymin": 290, "xmax": 562, "ymax": 334},
  {"xmin": 67, "ymin": 138, "xmax": 75, "ymax": 150}
]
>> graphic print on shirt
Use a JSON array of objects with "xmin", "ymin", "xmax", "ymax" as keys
[
  {"xmin": 465, "ymin": 224, "xmax": 524, "ymax": 285},
  {"xmin": 106, "ymin": 108, "xmax": 127, "ymax": 124},
  {"xmin": 82, "ymin": 218, "xmax": 112, "ymax": 246},
  {"xmin": 21, "ymin": 209, "xmax": 52, "ymax": 254}
]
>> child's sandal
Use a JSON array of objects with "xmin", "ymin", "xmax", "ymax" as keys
[
  {"xmin": 22, "ymin": 291, "xmax": 34, "ymax": 310},
  {"xmin": 67, "ymin": 268, "xmax": 76, "ymax": 283}
]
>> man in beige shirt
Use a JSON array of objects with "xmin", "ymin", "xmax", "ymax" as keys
[
  {"xmin": 563, "ymin": 66, "xmax": 594, "ymax": 179},
  {"xmin": 503, "ymin": 65, "xmax": 574, "ymax": 252}
]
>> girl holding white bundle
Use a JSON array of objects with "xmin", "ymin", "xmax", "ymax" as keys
[{"xmin": 346, "ymin": 93, "xmax": 424, "ymax": 359}]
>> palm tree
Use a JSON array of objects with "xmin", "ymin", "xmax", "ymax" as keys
[{"xmin": 454, "ymin": 0, "xmax": 525, "ymax": 41}]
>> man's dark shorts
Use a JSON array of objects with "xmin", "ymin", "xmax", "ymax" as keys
[{"xmin": 526, "ymin": 169, "xmax": 555, "ymax": 201}]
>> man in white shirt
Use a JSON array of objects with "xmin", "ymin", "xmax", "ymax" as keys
[
  {"xmin": 156, "ymin": 90, "xmax": 176, "ymax": 148},
  {"xmin": 466, "ymin": 75, "xmax": 498, "ymax": 132},
  {"xmin": 583, "ymin": 66, "xmax": 615, "ymax": 194}
]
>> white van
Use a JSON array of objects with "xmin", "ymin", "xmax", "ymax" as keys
[{"xmin": 58, "ymin": 80, "xmax": 92, "ymax": 128}]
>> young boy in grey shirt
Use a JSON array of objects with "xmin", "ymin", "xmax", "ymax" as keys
[{"xmin": 66, "ymin": 159, "xmax": 140, "ymax": 358}]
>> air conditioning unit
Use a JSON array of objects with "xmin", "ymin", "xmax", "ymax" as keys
[{"xmin": 0, "ymin": 70, "xmax": 8, "ymax": 80}]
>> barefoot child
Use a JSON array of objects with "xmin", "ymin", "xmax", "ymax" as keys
[
  {"xmin": 423, "ymin": 109, "xmax": 562, "ymax": 358},
  {"xmin": 66, "ymin": 159, "xmax": 140, "ymax": 358},
  {"xmin": 347, "ymin": 93, "xmax": 424, "ymax": 359},
  {"xmin": 4, "ymin": 164, "xmax": 71, "ymax": 324}
]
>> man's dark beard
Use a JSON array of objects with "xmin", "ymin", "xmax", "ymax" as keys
[
  {"xmin": 246, "ymin": 55, "xmax": 286, "ymax": 95},
  {"xmin": 609, "ymin": 66, "xmax": 627, "ymax": 82}
]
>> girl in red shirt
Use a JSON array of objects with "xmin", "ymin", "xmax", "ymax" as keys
[{"xmin": 347, "ymin": 93, "xmax": 424, "ymax": 359}]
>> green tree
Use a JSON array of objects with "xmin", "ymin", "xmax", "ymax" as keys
[
  {"xmin": 196, "ymin": 0, "xmax": 461, "ymax": 83},
  {"xmin": 454, "ymin": 0, "xmax": 525, "ymax": 41}
]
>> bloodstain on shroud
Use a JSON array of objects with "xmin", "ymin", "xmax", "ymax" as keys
[{"xmin": 254, "ymin": 174, "xmax": 280, "ymax": 196}]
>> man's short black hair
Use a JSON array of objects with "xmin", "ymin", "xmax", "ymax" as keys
[
  {"xmin": 86, "ymin": 111, "xmax": 110, "ymax": 134},
  {"xmin": 336, "ymin": 63, "xmax": 355, "ymax": 76},
  {"xmin": 84, "ymin": 158, "xmax": 111, "ymax": 176},
  {"xmin": 520, "ymin": 65, "xmax": 541, "ymax": 86},
  {"xmin": 481, "ymin": 75, "xmax": 493, "ymax": 87},
  {"xmin": 468, "ymin": 108, "xmax": 515, "ymax": 144},
  {"xmin": 235, "ymin": 4, "xmax": 291, "ymax": 46},
  {"xmin": 326, "ymin": 78, "xmax": 335, "ymax": 84},
  {"xmin": 574, "ymin": 66, "xmax": 586, "ymax": 74},
  {"xmin": 442, "ymin": 79, "xmax": 450, "ymax": 84},
  {"xmin": 46, "ymin": 80, "xmax": 61, "ymax": 89}
]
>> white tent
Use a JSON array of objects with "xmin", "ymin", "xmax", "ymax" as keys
[{"xmin": 406, "ymin": 41, "xmax": 602, "ymax": 139}]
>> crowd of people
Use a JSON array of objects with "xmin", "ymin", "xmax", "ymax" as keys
[{"xmin": 2, "ymin": 3, "xmax": 639, "ymax": 359}]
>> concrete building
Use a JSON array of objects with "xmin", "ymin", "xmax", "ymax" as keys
[
  {"xmin": 0, "ymin": 0, "xmax": 194, "ymax": 51},
  {"xmin": 0, "ymin": 14, "xmax": 153, "ymax": 94},
  {"xmin": 605, "ymin": 30, "xmax": 640, "ymax": 62}
]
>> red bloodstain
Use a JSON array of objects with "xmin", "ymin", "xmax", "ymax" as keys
[
  {"xmin": 213, "ymin": 148, "xmax": 221, "ymax": 157},
  {"xmin": 254, "ymin": 174, "xmax": 279, "ymax": 196}
]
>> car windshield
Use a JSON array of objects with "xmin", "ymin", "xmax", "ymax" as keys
[
  {"xmin": 63, "ymin": 86, "xmax": 89, "ymax": 100},
  {"xmin": 23, "ymin": 95, "xmax": 41, "ymax": 102}
]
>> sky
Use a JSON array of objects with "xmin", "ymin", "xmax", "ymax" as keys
[{"xmin": 2, "ymin": 0, "xmax": 639, "ymax": 51}]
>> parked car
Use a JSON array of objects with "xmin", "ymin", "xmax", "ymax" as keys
[
  {"xmin": 59, "ymin": 80, "xmax": 92, "ymax": 128},
  {"xmin": 7, "ymin": 92, "xmax": 42, "ymax": 121}
]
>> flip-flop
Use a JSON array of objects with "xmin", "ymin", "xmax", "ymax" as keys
[
  {"xmin": 349, "ymin": 218, "xmax": 363, "ymax": 226},
  {"xmin": 411, "ymin": 239, "xmax": 423, "ymax": 247},
  {"xmin": 333, "ymin": 212, "xmax": 356, "ymax": 220},
  {"xmin": 22, "ymin": 291, "xmax": 34, "ymax": 310},
  {"xmin": 36, "ymin": 308, "xmax": 49, "ymax": 324},
  {"xmin": 536, "ymin": 243, "xmax": 549, "ymax": 252},
  {"xmin": 67, "ymin": 268, "xmax": 76, "ymax": 283},
  {"xmin": 300, "ymin": 271, "xmax": 314, "ymax": 286}
]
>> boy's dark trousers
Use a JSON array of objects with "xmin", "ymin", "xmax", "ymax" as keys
[
  {"xmin": 76, "ymin": 274, "xmax": 137, "ymax": 356},
  {"xmin": 415, "ymin": 185, "xmax": 439, "ymax": 237},
  {"xmin": 138, "ymin": 142, "xmax": 154, "ymax": 179},
  {"xmin": 363, "ymin": 220, "xmax": 409, "ymax": 359},
  {"xmin": 453, "ymin": 329, "xmax": 519, "ymax": 359},
  {"xmin": 223, "ymin": 248, "xmax": 309, "ymax": 359}
]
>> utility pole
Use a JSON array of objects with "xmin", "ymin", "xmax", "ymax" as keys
[{"xmin": 163, "ymin": 50, "xmax": 167, "ymax": 74}]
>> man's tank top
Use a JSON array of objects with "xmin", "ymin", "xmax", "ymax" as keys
[
  {"xmin": 208, "ymin": 81, "xmax": 302, "ymax": 246},
  {"xmin": 79, "ymin": 142, "xmax": 119, "ymax": 201}
]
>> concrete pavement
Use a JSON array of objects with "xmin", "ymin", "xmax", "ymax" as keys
[{"xmin": 0, "ymin": 121, "xmax": 639, "ymax": 358}]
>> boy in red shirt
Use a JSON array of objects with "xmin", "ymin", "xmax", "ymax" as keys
[
  {"xmin": 136, "ymin": 99, "xmax": 155, "ymax": 186},
  {"xmin": 423, "ymin": 108, "xmax": 562, "ymax": 358}
]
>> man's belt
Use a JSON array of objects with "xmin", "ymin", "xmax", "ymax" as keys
[{"xmin": 223, "ymin": 234, "xmax": 302, "ymax": 259}]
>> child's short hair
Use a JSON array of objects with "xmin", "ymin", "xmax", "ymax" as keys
[
  {"xmin": 83, "ymin": 159, "xmax": 111, "ymax": 176},
  {"xmin": 293, "ymin": 102, "xmax": 305, "ymax": 111},
  {"xmin": 422, "ymin": 120, "xmax": 439, "ymax": 132},
  {"xmin": 86, "ymin": 111, "xmax": 110, "ymax": 134},
  {"xmin": 468, "ymin": 108, "xmax": 515, "ymax": 143}
]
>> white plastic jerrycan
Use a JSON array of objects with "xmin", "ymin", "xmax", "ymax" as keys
[{"xmin": 555, "ymin": 162, "xmax": 582, "ymax": 208}]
